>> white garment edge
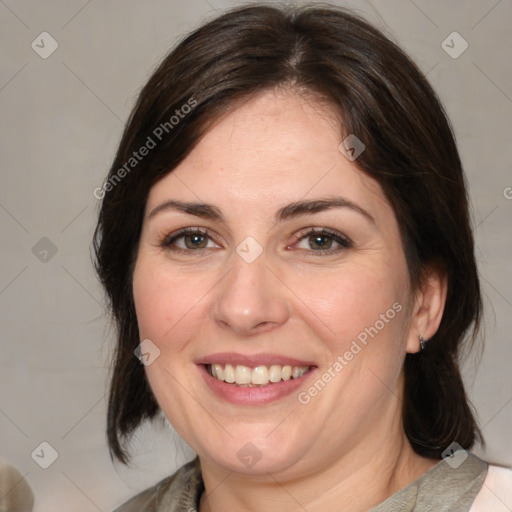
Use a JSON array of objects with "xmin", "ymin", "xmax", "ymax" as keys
[{"xmin": 469, "ymin": 464, "xmax": 512, "ymax": 512}]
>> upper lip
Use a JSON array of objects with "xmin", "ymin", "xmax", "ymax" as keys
[{"xmin": 195, "ymin": 352, "xmax": 316, "ymax": 367}]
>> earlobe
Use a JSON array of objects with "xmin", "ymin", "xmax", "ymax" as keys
[{"xmin": 406, "ymin": 266, "xmax": 448, "ymax": 354}]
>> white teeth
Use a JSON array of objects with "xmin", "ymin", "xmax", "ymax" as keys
[
  {"xmin": 269, "ymin": 365, "xmax": 282, "ymax": 383},
  {"xmin": 282, "ymin": 365, "xmax": 292, "ymax": 381},
  {"xmin": 235, "ymin": 365, "xmax": 252, "ymax": 385},
  {"xmin": 213, "ymin": 363, "xmax": 224, "ymax": 381},
  {"xmin": 208, "ymin": 363, "xmax": 310, "ymax": 386},
  {"xmin": 224, "ymin": 364, "xmax": 235, "ymax": 383},
  {"xmin": 251, "ymin": 366, "xmax": 269, "ymax": 385}
]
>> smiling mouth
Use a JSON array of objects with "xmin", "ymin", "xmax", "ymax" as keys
[{"xmin": 206, "ymin": 363, "xmax": 313, "ymax": 387}]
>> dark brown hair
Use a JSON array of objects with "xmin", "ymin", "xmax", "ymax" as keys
[{"xmin": 94, "ymin": 3, "xmax": 483, "ymax": 463}]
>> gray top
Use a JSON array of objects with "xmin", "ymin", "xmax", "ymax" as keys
[
  {"xmin": 370, "ymin": 452, "xmax": 487, "ymax": 511},
  {"xmin": 114, "ymin": 452, "xmax": 487, "ymax": 512}
]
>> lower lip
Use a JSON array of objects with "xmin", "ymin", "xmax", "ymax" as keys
[{"xmin": 198, "ymin": 365, "xmax": 316, "ymax": 405}]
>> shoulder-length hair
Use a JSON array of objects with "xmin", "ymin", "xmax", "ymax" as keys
[{"xmin": 94, "ymin": 3, "xmax": 483, "ymax": 463}]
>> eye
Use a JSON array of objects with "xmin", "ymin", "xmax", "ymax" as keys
[
  {"xmin": 162, "ymin": 228, "xmax": 220, "ymax": 251},
  {"xmin": 292, "ymin": 228, "xmax": 351, "ymax": 253}
]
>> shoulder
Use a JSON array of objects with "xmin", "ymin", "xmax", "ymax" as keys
[
  {"xmin": 113, "ymin": 457, "xmax": 202, "ymax": 512},
  {"xmin": 470, "ymin": 463, "xmax": 512, "ymax": 512}
]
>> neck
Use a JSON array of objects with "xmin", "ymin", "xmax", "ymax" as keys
[{"xmin": 198, "ymin": 418, "xmax": 438, "ymax": 512}]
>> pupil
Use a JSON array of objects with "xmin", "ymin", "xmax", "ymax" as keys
[
  {"xmin": 186, "ymin": 234, "xmax": 206, "ymax": 249},
  {"xmin": 310, "ymin": 235, "xmax": 332, "ymax": 250}
]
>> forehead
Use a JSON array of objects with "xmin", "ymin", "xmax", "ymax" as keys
[{"xmin": 146, "ymin": 90, "xmax": 387, "ymax": 215}]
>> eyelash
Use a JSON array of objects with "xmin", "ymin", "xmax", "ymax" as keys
[
  {"xmin": 292, "ymin": 227, "xmax": 352, "ymax": 254},
  {"xmin": 161, "ymin": 228, "xmax": 215, "ymax": 251},
  {"xmin": 160, "ymin": 227, "xmax": 352, "ymax": 255}
]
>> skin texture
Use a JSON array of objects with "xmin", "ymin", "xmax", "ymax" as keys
[{"xmin": 132, "ymin": 89, "xmax": 447, "ymax": 511}]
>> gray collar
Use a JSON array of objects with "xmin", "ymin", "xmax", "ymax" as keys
[
  {"xmin": 370, "ymin": 452, "xmax": 487, "ymax": 512},
  {"xmin": 115, "ymin": 452, "xmax": 487, "ymax": 511}
]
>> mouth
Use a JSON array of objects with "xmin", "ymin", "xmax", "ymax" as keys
[
  {"xmin": 197, "ymin": 353, "xmax": 317, "ymax": 404},
  {"xmin": 206, "ymin": 363, "xmax": 313, "ymax": 387}
]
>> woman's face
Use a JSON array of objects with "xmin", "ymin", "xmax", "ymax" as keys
[{"xmin": 133, "ymin": 90, "xmax": 418, "ymax": 476}]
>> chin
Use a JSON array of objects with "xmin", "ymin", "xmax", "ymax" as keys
[{"xmin": 197, "ymin": 431, "xmax": 306, "ymax": 475}]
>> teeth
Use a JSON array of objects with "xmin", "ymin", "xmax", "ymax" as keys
[
  {"xmin": 213, "ymin": 363, "xmax": 224, "ymax": 381},
  {"xmin": 251, "ymin": 366, "xmax": 269, "ymax": 385},
  {"xmin": 224, "ymin": 364, "xmax": 235, "ymax": 383},
  {"xmin": 269, "ymin": 365, "xmax": 282, "ymax": 383},
  {"xmin": 208, "ymin": 364, "xmax": 310, "ymax": 386},
  {"xmin": 235, "ymin": 365, "xmax": 252, "ymax": 384},
  {"xmin": 282, "ymin": 365, "xmax": 292, "ymax": 381}
]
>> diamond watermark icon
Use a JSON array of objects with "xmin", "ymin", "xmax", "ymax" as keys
[
  {"xmin": 441, "ymin": 32, "xmax": 468, "ymax": 59},
  {"xmin": 338, "ymin": 134, "xmax": 365, "ymax": 161},
  {"xmin": 237, "ymin": 442, "xmax": 262, "ymax": 469},
  {"xmin": 32, "ymin": 237, "xmax": 58, "ymax": 263},
  {"xmin": 134, "ymin": 339, "xmax": 161, "ymax": 366},
  {"xmin": 441, "ymin": 442, "xmax": 468, "ymax": 469},
  {"xmin": 236, "ymin": 236, "xmax": 263, "ymax": 264},
  {"xmin": 31, "ymin": 32, "xmax": 59, "ymax": 59},
  {"xmin": 31, "ymin": 441, "xmax": 59, "ymax": 469}
]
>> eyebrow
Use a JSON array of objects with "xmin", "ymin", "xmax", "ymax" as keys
[
  {"xmin": 276, "ymin": 198, "xmax": 375, "ymax": 224},
  {"xmin": 148, "ymin": 200, "xmax": 224, "ymax": 221},
  {"xmin": 147, "ymin": 197, "xmax": 375, "ymax": 224}
]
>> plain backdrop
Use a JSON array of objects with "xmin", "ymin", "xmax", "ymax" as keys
[{"xmin": 0, "ymin": 1, "xmax": 511, "ymax": 511}]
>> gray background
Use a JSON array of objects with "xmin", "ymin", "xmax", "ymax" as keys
[{"xmin": 0, "ymin": 0, "xmax": 511, "ymax": 510}]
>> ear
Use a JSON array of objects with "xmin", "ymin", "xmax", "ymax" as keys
[{"xmin": 406, "ymin": 265, "xmax": 448, "ymax": 354}]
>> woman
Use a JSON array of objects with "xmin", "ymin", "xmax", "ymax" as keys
[{"xmin": 94, "ymin": 4, "xmax": 511, "ymax": 511}]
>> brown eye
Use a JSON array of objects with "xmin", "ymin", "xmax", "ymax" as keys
[
  {"xmin": 162, "ymin": 228, "xmax": 219, "ymax": 251},
  {"xmin": 293, "ymin": 228, "xmax": 351, "ymax": 253},
  {"xmin": 308, "ymin": 234, "xmax": 334, "ymax": 250},
  {"xmin": 183, "ymin": 233, "xmax": 208, "ymax": 249}
]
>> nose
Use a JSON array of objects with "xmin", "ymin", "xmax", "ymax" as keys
[{"xmin": 212, "ymin": 255, "xmax": 290, "ymax": 336}]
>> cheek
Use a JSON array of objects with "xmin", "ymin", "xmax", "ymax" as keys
[
  {"xmin": 132, "ymin": 257, "xmax": 213, "ymax": 426},
  {"xmin": 132, "ymin": 257, "xmax": 211, "ymax": 351},
  {"xmin": 289, "ymin": 263, "xmax": 408, "ymax": 348}
]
